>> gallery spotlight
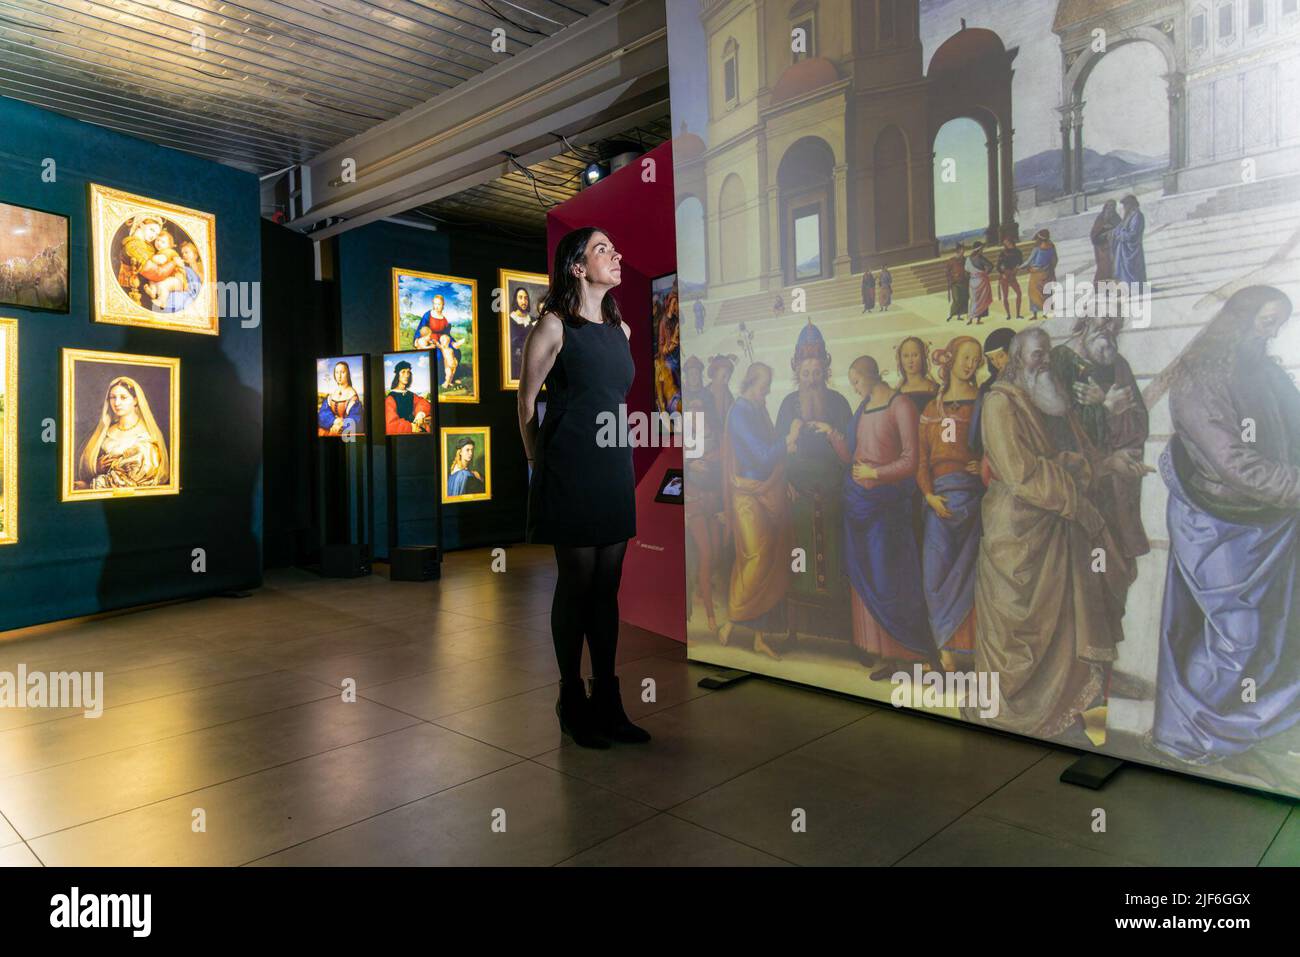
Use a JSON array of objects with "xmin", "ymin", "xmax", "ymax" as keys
[{"xmin": 582, "ymin": 161, "xmax": 608, "ymax": 187}]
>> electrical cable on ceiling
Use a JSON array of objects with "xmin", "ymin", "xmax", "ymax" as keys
[
  {"xmin": 556, "ymin": 132, "xmax": 602, "ymax": 162},
  {"xmin": 476, "ymin": 0, "xmax": 547, "ymax": 36},
  {"xmin": 504, "ymin": 153, "xmax": 559, "ymax": 208}
]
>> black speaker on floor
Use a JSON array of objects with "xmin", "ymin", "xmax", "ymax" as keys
[
  {"xmin": 321, "ymin": 543, "xmax": 371, "ymax": 578},
  {"xmin": 391, "ymin": 545, "xmax": 440, "ymax": 581}
]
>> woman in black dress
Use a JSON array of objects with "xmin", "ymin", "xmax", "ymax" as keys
[{"xmin": 517, "ymin": 226, "xmax": 650, "ymax": 749}]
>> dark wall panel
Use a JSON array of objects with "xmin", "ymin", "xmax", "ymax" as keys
[
  {"xmin": 336, "ymin": 220, "xmax": 545, "ymax": 555},
  {"xmin": 0, "ymin": 95, "xmax": 263, "ymax": 631}
]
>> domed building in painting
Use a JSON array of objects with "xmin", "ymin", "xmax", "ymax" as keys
[{"xmin": 679, "ymin": 0, "xmax": 1017, "ymax": 299}]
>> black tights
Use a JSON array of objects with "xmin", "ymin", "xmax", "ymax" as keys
[{"xmin": 551, "ymin": 542, "xmax": 627, "ymax": 684}]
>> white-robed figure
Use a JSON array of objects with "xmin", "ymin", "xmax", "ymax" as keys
[{"xmin": 76, "ymin": 376, "xmax": 169, "ymax": 490}]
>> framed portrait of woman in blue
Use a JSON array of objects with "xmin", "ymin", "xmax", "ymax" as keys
[
  {"xmin": 0, "ymin": 318, "xmax": 17, "ymax": 542},
  {"xmin": 61, "ymin": 348, "xmax": 180, "ymax": 502},
  {"xmin": 440, "ymin": 426, "xmax": 491, "ymax": 504},
  {"xmin": 316, "ymin": 355, "xmax": 367, "ymax": 439},
  {"xmin": 392, "ymin": 268, "xmax": 478, "ymax": 403},
  {"xmin": 89, "ymin": 184, "xmax": 218, "ymax": 335}
]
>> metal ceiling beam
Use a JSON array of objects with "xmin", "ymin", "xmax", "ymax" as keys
[
  {"xmin": 300, "ymin": 93, "xmax": 667, "ymax": 240},
  {"xmin": 289, "ymin": 0, "xmax": 667, "ymax": 237}
]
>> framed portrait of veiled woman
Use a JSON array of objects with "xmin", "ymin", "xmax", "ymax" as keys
[
  {"xmin": 89, "ymin": 183, "xmax": 218, "ymax": 335},
  {"xmin": 62, "ymin": 349, "xmax": 180, "ymax": 502},
  {"xmin": 0, "ymin": 318, "xmax": 17, "ymax": 543},
  {"xmin": 392, "ymin": 268, "xmax": 478, "ymax": 403},
  {"xmin": 440, "ymin": 426, "xmax": 491, "ymax": 504},
  {"xmin": 498, "ymin": 268, "xmax": 548, "ymax": 390}
]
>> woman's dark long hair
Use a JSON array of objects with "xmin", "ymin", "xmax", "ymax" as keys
[{"xmin": 540, "ymin": 226, "xmax": 623, "ymax": 328}]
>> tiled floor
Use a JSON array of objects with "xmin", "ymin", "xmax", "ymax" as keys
[{"xmin": 0, "ymin": 544, "xmax": 1295, "ymax": 866}]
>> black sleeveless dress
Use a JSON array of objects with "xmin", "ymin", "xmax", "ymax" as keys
[{"xmin": 526, "ymin": 318, "xmax": 637, "ymax": 546}]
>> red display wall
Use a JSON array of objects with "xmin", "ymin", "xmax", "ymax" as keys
[{"xmin": 546, "ymin": 141, "xmax": 685, "ymax": 642}]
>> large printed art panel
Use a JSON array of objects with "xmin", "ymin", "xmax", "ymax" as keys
[{"xmin": 670, "ymin": 0, "xmax": 1300, "ymax": 797}]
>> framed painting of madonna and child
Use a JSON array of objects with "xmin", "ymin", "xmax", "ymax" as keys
[{"xmin": 89, "ymin": 184, "xmax": 218, "ymax": 335}]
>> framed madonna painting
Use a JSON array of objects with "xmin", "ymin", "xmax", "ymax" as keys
[
  {"xmin": 62, "ymin": 349, "xmax": 181, "ymax": 501},
  {"xmin": 89, "ymin": 184, "xmax": 218, "ymax": 335}
]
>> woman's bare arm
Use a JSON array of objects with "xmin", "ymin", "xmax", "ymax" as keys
[{"xmin": 518, "ymin": 313, "xmax": 563, "ymax": 461}]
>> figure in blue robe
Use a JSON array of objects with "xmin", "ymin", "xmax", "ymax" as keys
[
  {"xmin": 1111, "ymin": 195, "xmax": 1147, "ymax": 285},
  {"xmin": 1154, "ymin": 286, "xmax": 1300, "ymax": 781}
]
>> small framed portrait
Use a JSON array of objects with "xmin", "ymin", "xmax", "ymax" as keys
[
  {"xmin": 89, "ymin": 184, "xmax": 218, "ymax": 335},
  {"xmin": 0, "ymin": 201, "xmax": 69, "ymax": 313},
  {"xmin": 0, "ymin": 318, "xmax": 17, "ymax": 543},
  {"xmin": 654, "ymin": 467, "xmax": 684, "ymax": 505},
  {"xmin": 440, "ymin": 426, "xmax": 491, "ymax": 504},
  {"xmin": 651, "ymin": 272, "xmax": 681, "ymax": 419},
  {"xmin": 62, "ymin": 348, "xmax": 180, "ymax": 502},
  {"xmin": 382, "ymin": 351, "xmax": 434, "ymax": 436},
  {"xmin": 316, "ymin": 355, "xmax": 367, "ymax": 439},
  {"xmin": 498, "ymin": 268, "xmax": 548, "ymax": 390},
  {"xmin": 392, "ymin": 268, "xmax": 478, "ymax": 403}
]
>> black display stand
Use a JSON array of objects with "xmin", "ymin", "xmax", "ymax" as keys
[
  {"xmin": 1060, "ymin": 753, "xmax": 1126, "ymax": 790},
  {"xmin": 698, "ymin": 669, "xmax": 753, "ymax": 690},
  {"xmin": 316, "ymin": 354, "xmax": 374, "ymax": 578},
  {"xmin": 380, "ymin": 353, "xmax": 442, "ymax": 581}
]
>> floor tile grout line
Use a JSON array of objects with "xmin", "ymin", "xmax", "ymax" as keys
[
  {"xmin": 235, "ymin": 754, "xmax": 534, "ymax": 867},
  {"xmin": 881, "ymin": 750, "xmax": 1060, "ymax": 867},
  {"xmin": 0, "ymin": 656, "xmax": 298, "ymax": 735},
  {"xmin": 921, "ymin": 748, "xmax": 1234, "ymax": 868},
  {"xmin": 1254, "ymin": 806, "xmax": 1296, "ymax": 866},
  {"xmin": 0, "ymin": 677, "xmax": 346, "ymax": 785},
  {"xmin": 22, "ymin": 717, "xmax": 433, "ymax": 846},
  {"xmin": 0, "ymin": 808, "xmax": 45, "ymax": 867}
]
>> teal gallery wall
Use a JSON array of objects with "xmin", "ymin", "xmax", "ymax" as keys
[
  {"xmin": 0, "ymin": 95, "xmax": 263, "ymax": 632},
  {"xmin": 336, "ymin": 219, "xmax": 546, "ymax": 555}
]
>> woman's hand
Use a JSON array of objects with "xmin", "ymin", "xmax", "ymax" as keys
[{"xmin": 926, "ymin": 493, "xmax": 953, "ymax": 520}]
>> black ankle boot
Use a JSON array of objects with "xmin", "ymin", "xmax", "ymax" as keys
[
  {"xmin": 556, "ymin": 679, "xmax": 609, "ymax": 749},
  {"xmin": 588, "ymin": 676, "xmax": 652, "ymax": 744}
]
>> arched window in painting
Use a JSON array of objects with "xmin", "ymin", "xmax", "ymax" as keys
[
  {"xmin": 722, "ymin": 37, "xmax": 739, "ymax": 107},
  {"xmin": 777, "ymin": 137, "xmax": 835, "ymax": 284},
  {"xmin": 932, "ymin": 117, "xmax": 987, "ymax": 246},
  {"xmin": 789, "ymin": 0, "xmax": 816, "ymax": 63},
  {"xmin": 873, "ymin": 125, "xmax": 909, "ymax": 252},
  {"xmin": 718, "ymin": 175, "xmax": 748, "ymax": 284},
  {"xmin": 676, "ymin": 195, "xmax": 707, "ymax": 288},
  {"xmin": 1080, "ymin": 42, "xmax": 1170, "ymax": 188}
]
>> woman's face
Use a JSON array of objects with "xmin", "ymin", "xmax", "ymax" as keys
[
  {"xmin": 954, "ymin": 341, "xmax": 982, "ymax": 383},
  {"xmin": 579, "ymin": 232, "xmax": 622, "ymax": 287},
  {"xmin": 1253, "ymin": 300, "xmax": 1291, "ymax": 339},
  {"xmin": 432, "ymin": 295, "xmax": 445, "ymax": 313},
  {"xmin": 901, "ymin": 341, "xmax": 923, "ymax": 376},
  {"xmin": 334, "ymin": 363, "xmax": 349, "ymax": 386},
  {"xmin": 108, "ymin": 384, "xmax": 136, "ymax": 420}
]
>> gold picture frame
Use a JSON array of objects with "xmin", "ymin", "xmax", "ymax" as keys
[
  {"xmin": 89, "ymin": 183, "xmax": 218, "ymax": 335},
  {"xmin": 0, "ymin": 318, "xmax": 17, "ymax": 544},
  {"xmin": 62, "ymin": 348, "xmax": 181, "ymax": 502},
  {"xmin": 498, "ymin": 268, "xmax": 548, "ymax": 390},
  {"xmin": 391, "ymin": 267, "xmax": 478, "ymax": 403},
  {"xmin": 440, "ymin": 426, "xmax": 491, "ymax": 504}
]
